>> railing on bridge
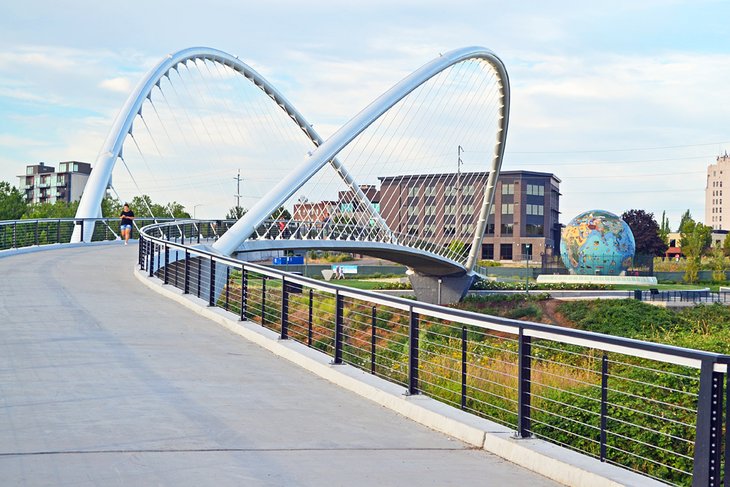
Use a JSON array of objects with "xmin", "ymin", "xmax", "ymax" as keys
[
  {"xmin": 139, "ymin": 221, "xmax": 730, "ymax": 487},
  {"xmin": 0, "ymin": 218, "xmax": 229, "ymax": 251}
]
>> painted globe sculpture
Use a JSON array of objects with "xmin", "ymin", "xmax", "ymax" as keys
[{"xmin": 560, "ymin": 210, "xmax": 636, "ymax": 276}]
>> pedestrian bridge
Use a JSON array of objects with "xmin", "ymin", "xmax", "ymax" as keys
[{"xmin": 0, "ymin": 226, "xmax": 722, "ymax": 486}]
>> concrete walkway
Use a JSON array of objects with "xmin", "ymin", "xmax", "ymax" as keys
[{"xmin": 0, "ymin": 244, "xmax": 561, "ymax": 486}]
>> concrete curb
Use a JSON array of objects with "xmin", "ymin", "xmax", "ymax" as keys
[{"xmin": 134, "ymin": 267, "xmax": 666, "ymax": 487}]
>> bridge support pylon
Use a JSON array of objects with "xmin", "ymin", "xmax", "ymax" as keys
[{"xmin": 408, "ymin": 273, "xmax": 474, "ymax": 305}]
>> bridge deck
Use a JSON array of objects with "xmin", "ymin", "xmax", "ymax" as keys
[{"xmin": 0, "ymin": 244, "xmax": 559, "ymax": 486}]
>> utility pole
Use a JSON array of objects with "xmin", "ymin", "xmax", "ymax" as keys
[{"xmin": 234, "ymin": 169, "xmax": 242, "ymax": 209}]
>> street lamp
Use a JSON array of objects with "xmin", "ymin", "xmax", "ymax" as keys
[
  {"xmin": 193, "ymin": 204, "xmax": 203, "ymax": 219},
  {"xmin": 525, "ymin": 244, "xmax": 532, "ymax": 294}
]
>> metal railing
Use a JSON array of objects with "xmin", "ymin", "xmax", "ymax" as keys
[
  {"xmin": 0, "ymin": 217, "xmax": 226, "ymax": 251},
  {"xmin": 139, "ymin": 220, "xmax": 730, "ymax": 487},
  {"xmin": 644, "ymin": 289, "xmax": 730, "ymax": 304}
]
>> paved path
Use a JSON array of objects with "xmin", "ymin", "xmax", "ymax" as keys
[{"xmin": 0, "ymin": 244, "xmax": 560, "ymax": 486}]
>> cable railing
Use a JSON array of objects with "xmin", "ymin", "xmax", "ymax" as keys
[
  {"xmin": 0, "ymin": 217, "xmax": 186, "ymax": 250},
  {"xmin": 135, "ymin": 220, "xmax": 729, "ymax": 486}
]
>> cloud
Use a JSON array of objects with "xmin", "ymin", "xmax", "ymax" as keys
[{"xmin": 99, "ymin": 77, "xmax": 133, "ymax": 94}]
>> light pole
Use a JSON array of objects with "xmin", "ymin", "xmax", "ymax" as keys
[
  {"xmin": 193, "ymin": 204, "xmax": 203, "ymax": 219},
  {"xmin": 525, "ymin": 244, "xmax": 532, "ymax": 294}
]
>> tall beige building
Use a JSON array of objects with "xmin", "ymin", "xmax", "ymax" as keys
[{"xmin": 706, "ymin": 152, "xmax": 730, "ymax": 230}]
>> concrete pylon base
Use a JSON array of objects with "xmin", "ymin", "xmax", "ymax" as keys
[{"xmin": 408, "ymin": 273, "xmax": 475, "ymax": 305}]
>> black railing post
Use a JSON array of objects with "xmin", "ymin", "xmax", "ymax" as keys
[
  {"xmin": 148, "ymin": 241, "xmax": 155, "ymax": 277},
  {"xmin": 224, "ymin": 266, "xmax": 230, "ymax": 311},
  {"xmin": 334, "ymin": 290, "xmax": 343, "ymax": 364},
  {"xmin": 280, "ymin": 277, "xmax": 289, "ymax": 340},
  {"xmin": 163, "ymin": 243, "xmax": 169, "ymax": 285},
  {"xmin": 208, "ymin": 257, "xmax": 216, "ymax": 307},
  {"xmin": 240, "ymin": 267, "xmax": 248, "ymax": 321},
  {"xmin": 181, "ymin": 223, "xmax": 185, "ymax": 245},
  {"xmin": 600, "ymin": 354, "xmax": 609, "ymax": 462},
  {"xmin": 196, "ymin": 256, "xmax": 201, "ymax": 298},
  {"xmin": 517, "ymin": 328, "xmax": 532, "ymax": 437},
  {"xmin": 461, "ymin": 325, "xmax": 467, "ymax": 410},
  {"xmin": 56, "ymin": 220, "xmax": 60, "ymax": 243},
  {"xmin": 370, "ymin": 306, "xmax": 377, "ymax": 374},
  {"xmin": 693, "ymin": 360, "xmax": 723, "ymax": 486},
  {"xmin": 138, "ymin": 234, "xmax": 144, "ymax": 268},
  {"xmin": 183, "ymin": 250, "xmax": 190, "ymax": 294},
  {"xmin": 261, "ymin": 276, "xmax": 267, "ymax": 324},
  {"xmin": 725, "ymin": 369, "xmax": 730, "ymax": 487},
  {"xmin": 408, "ymin": 307, "xmax": 419, "ymax": 395},
  {"xmin": 307, "ymin": 288, "xmax": 313, "ymax": 346},
  {"xmin": 174, "ymin": 248, "xmax": 180, "ymax": 289},
  {"xmin": 34, "ymin": 221, "xmax": 38, "ymax": 246}
]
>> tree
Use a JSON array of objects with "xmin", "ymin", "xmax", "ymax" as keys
[
  {"xmin": 0, "ymin": 182, "xmax": 27, "ymax": 220},
  {"xmin": 621, "ymin": 209, "xmax": 668, "ymax": 256},
  {"xmin": 270, "ymin": 206, "xmax": 291, "ymax": 221},
  {"xmin": 659, "ymin": 210, "xmax": 671, "ymax": 244},
  {"xmin": 226, "ymin": 206, "xmax": 247, "ymax": 219},
  {"xmin": 711, "ymin": 242, "xmax": 726, "ymax": 283},
  {"xmin": 101, "ymin": 195, "xmax": 123, "ymax": 218},
  {"xmin": 23, "ymin": 200, "xmax": 79, "ymax": 219},
  {"xmin": 678, "ymin": 209, "xmax": 692, "ymax": 233},
  {"xmin": 723, "ymin": 233, "xmax": 730, "ymax": 257},
  {"xmin": 679, "ymin": 216, "xmax": 712, "ymax": 283},
  {"xmin": 129, "ymin": 195, "xmax": 190, "ymax": 218}
]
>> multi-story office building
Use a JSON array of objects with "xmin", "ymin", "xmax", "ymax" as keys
[
  {"xmin": 706, "ymin": 152, "xmax": 730, "ymax": 230},
  {"xmin": 378, "ymin": 170, "xmax": 561, "ymax": 261},
  {"xmin": 18, "ymin": 161, "xmax": 92, "ymax": 204}
]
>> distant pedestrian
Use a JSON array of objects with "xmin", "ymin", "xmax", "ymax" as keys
[
  {"xmin": 120, "ymin": 203, "xmax": 135, "ymax": 245},
  {"xmin": 336, "ymin": 265, "xmax": 345, "ymax": 279}
]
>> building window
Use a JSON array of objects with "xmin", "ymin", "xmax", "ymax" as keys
[
  {"xmin": 500, "ymin": 243, "xmax": 513, "ymax": 260},
  {"xmin": 444, "ymin": 204, "xmax": 456, "ymax": 216},
  {"xmin": 526, "ymin": 204, "xmax": 544, "ymax": 216},
  {"xmin": 526, "ymin": 224, "xmax": 544, "ymax": 236},
  {"xmin": 444, "ymin": 226, "xmax": 455, "ymax": 236},
  {"xmin": 502, "ymin": 183, "xmax": 514, "ymax": 195},
  {"xmin": 445, "ymin": 185, "xmax": 457, "ymax": 197},
  {"xmin": 463, "ymin": 185, "xmax": 475, "ymax": 196},
  {"xmin": 521, "ymin": 244, "xmax": 533, "ymax": 258},
  {"xmin": 500, "ymin": 223, "xmax": 513, "ymax": 235},
  {"xmin": 425, "ymin": 205, "xmax": 436, "ymax": 216},
  {"xmin": 407, "ymin": 206, "xmax": 419, "ymax": 216},
  {"xmin": 485, "ymin": 223, "xmax": 494, "ymax": 234},
  {"xmin": 424, "ymin": 186, "xmax": 436, "ymax": 197},
  {"xmin": 482, "ymin": 244, "xmax": 494, "ymax": 259},
  {"xmin": 526, "ymin": 184, "xmax": 545, "ymax": 196},
  {"xmin": 501, "ymin": 203, "xmax": 514, "ymax": 215}
]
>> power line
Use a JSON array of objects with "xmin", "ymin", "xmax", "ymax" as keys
[{"xmin": 506, "ymin": 141, "xmax": 730, "ymax": 154}]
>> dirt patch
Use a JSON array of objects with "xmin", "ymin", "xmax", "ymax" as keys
[{"xmin": 539, "ymin": 299, "xmax": 574, "ymax": 328}]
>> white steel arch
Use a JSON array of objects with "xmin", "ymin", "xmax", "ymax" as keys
[
  {"xmin": 71, "ymin": 47, "xmax": 386, "ymax": 242},
  {"xmin": 213, "ymin": 46, "xmax": 510, "ymax": 272}
]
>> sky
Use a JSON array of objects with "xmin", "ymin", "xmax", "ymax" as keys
[{"xmin": 0, "ymin": 0, "xmax": 729, "ymax": 227}]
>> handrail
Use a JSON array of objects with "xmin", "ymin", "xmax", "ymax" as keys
[{"xmin": 140, "ymin": 221, "xmax": 730, "ymax": 370}]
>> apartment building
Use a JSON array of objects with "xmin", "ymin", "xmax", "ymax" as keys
[
  {"xmin": 18, "ymin": 161, "xmax": 92, "ymax": 204},
  {"xmin": 378, "ymin": 170, "xmax": 561, "ymax": 261}
]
